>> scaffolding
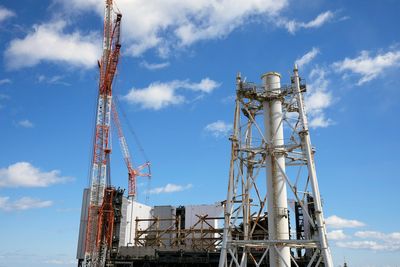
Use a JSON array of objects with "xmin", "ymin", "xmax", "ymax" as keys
[
  {"xmin": 134, "ymin": 214, "xmax": 224, "ymax": 251},
  {"xmin": 219, "ymin": 66, "xmax": 333, "ymax": 267}
]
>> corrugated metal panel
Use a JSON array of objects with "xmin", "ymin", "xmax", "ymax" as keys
[
  {"xmin": 124, "ymin": 200, "xmax": 152, "ymax": 246},
  {"xmin": 119, "ymin": 197, "xmax": 129, "ymax": 246},
  {"xmin": 185, "ymin": 203, "xmax": 223, "ymax": 247},
  {"xmin": 153, "ymin": 206, "xmax": 175, "ymax": 247},
  {"xmin": 76, "ymin": 188, "xmax": 90, "ymax": 260},
  {"xmin": 185, "ymin": 204, "xmax": 223, "ymax": 229}
]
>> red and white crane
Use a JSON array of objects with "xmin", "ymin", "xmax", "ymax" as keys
[
  {"xmin": 111, "ymin": 102, "xmax": 151, "ymax": 199},
  {"xmin": 82, "ymin": 1, "xmax": 151, "ymax": 266},
  {"xmin": 83, "ymin": 0, "xmax": 121, "ymax": 266}
]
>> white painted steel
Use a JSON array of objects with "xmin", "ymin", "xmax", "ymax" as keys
[
  {"xmin": 185, "ymin": 204, "xmax": 223, "ymax": 229},
  {"xmin": 218, "ymin": 69, "xmax": 333, "ymax": 267},
  {"xmin": 219, "ymin": 74, "xmax": 242, "ymax": 267},
  {"xmin": 125, "ymin": 198, "xmax": 152, "ymax": 246},
  {"xmin": 262, "ymin": 72, "xmax": 291, "ymax": 267},
  {"xmin": 292, "ymin": 65, "xmax": 333, "ymax": 267},
  {"xmin": 185, "ymin": 204, "xmax": 223, "ymax": 247}
]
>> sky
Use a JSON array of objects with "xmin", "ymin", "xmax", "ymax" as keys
[{"xmin": 0, "ymin": 0, "xmax": 399, "ymax": 266}]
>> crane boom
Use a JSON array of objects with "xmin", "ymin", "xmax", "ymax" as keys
[
  {"xmin": 111, "ymin": 101, "xmax": 151, "ymax": 198},
  {"xmin": 83, "ymin": 1, "xmax": 121, "ymax": 266}
]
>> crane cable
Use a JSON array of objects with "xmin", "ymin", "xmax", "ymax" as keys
[
  {"xmin": 114, "ymin": 95, "xmax": 152, "ymax": 204},
  {"xmin": 112, "ymin": 72, "xmax": 152, "ymax": 203},
  {"xmin": 114, "ymin": 95, "xmax": 150, "ymax": 164}
]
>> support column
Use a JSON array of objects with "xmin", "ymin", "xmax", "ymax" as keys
[
  {"xmin": 262, "ymin": 72, "xmax": 291, "ymax": 267},
  {"xmin": 292, "ymin": 65, "xmax": 333, "ymax": 267},
  {"xmin": 219, "ymin": 74, "xmax": 242, "ymax": 267}
]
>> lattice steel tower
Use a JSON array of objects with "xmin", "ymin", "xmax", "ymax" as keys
[{"xmin": 219, "ymin": 65, "xmax": 333, "ymax": 267}]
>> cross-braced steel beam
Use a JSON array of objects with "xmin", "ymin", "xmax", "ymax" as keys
[{"xmin": 219, "ymin": 66, "xmax": 333, "ymax": 267}]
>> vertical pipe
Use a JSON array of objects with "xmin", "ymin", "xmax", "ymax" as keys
[
  {"xmin": 242, "ymin": 118, "xmax": 253, "ymax": 266},
  {"xmin": 262, "ymin": 72, "xmax": 291, "ymax": 267},
  {"xmin": 292, "ymin": 65, "xmax": 333, "ymax": 267},
  {"xmin": 134, "ymin": 217, "xmax": 139, "ymax": 246},
  {"xmin": 127, "ymin": 197, "xmax": 134, "ymax": 246}
]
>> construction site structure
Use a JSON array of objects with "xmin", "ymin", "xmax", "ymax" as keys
[
  {"xmin": 82, "ymin": 0, "xmax": 121, "ymax": 265},
  {"xmin": 77, "ymin": 66, "xmax": 335, "ymax": 267},
  {"xmin": 75, "ymin": 2, "xmax": 334, "ymax": 264},
  {"xmin": 218, "ymin": 66, "xmax": 333, "ymax": 267},
  {"xmin": 77, "ymin": 1, "xmax": 152, "ymax": 265},
  {"xmin": 111, "ymin": 101, "xmax": 151, "ymax": 200},
  {"xmin": 80, "ymin": 201, "xmax": 225, "ymax": 266}
]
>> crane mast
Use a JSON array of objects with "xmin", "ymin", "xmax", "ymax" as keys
[{"xmin": 84, "ymin": 1, "xmax": 121, "ymax": 266}]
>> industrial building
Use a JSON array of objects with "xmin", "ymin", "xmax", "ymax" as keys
[
  {"xmin": 77, "ymin": 195, "xmax": 225, "ymax": 266},
  {"xmin": 77, "ymin": 1, "xmax": 334, "ymax": 266}
]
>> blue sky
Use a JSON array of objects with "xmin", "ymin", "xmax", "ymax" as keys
[{"xmin": 0, "ymin": 0, "xmax": 399, "ymax": 266}]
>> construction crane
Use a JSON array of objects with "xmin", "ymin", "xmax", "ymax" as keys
[
  {"xmin": 111, "ymin": 101, "xmax": 151, "ymax": 199},
  {"xmin": 83, "ymin": 1, "xmax": 121, "ymax": 266}
]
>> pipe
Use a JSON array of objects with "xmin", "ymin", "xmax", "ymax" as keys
[{"xmin": 262, "ymin": 72, "xmax": 291, "ymax": 267}]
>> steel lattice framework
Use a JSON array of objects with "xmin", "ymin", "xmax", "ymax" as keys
[
  {"xmin": 219, "ymin": 66, "xmax": 333, "ymax": 267},
  {"xmin": 84, "ymin": 1, "xmax": 121, "ymax": 266},
  {"xmin": 111, "ymin": 101, "xmax": 151, "ymax": 199}
]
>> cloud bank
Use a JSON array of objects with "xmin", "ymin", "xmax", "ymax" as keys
[
  {"xmin": 57, "ymin": 0, "xmax": 289, "ymax": 56},
  {"xmin": 0, "ymin": 162, "xmax": 71, "ymax": 187},
  {"xmin": 5, "ymin": 20, "xmax": 100, "ymax": 69},
  {"xmin": 124, "ymin": 78, "xmax": 220, "ymax": 110},
  {"xmin": 0, "ymin": 196, "xmax": 52, "ymax": 211},
  {"xmin": 148, "ymin": 183, "xmax": 193, "ymax": 194},
  {"xmin": 333, "ymin": 49, "xmax": 400, "ymax": 85},
  {"xmin": 204, "ymin": 120, "xmax": 233, "ymax": 138}
]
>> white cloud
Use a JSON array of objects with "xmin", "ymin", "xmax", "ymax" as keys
[
  {"xmin": 336, "ymin": 240, "xmax": 400, "ymax": 252},
  {"xmin": 37, "ymin": 75, "xmax": 70, "ymax": 86},
  {"xmin": 0, "ymin": 78, "xmax": 12, "ymax": 85},
  {"xmin": 0, "ymin": 6, "xmax": 15, "ymax": 23},
  {"xmin": 325, "ymin": 215, "xmax": 365, "ymax": 228},
  {"xmin": 18, "ymin": 119, "xmax": 34, "ymax": 128},
  {"xmin": 140, "ymin": 61, "xmax": 170, "ymax": 70},
  {"xmin": 355, "ymin": 231, "xmax": 400, "ymax": 242},
  {"xmin": 336, "ymin": 240, "xmax": 382, "ymax": 250},
  {"xmin": 335, "ymin": 230, "xmax": 400, "ymax": 252},
  {"xmin": 56, "ymin": 0, "xmax": 288, "ymax": 56},
  {"xmin": 304, "ymin": 11, "xmax": 335, "ymax": 28},
  {"xmin": 124, "ymin": 82, "xmax": 184, "ymax": 110},
  {"xmin": 0, "ymin": 196, "xmax": 52, "ymax": 211},
  {"xmin": 123, "ymin": 78, "xmax": 220, "ymax": 110},
  {"xmin": 183, "ymin": 78, "xmax": 220, "ymax": 93},
  {"xmin": 304, "ymin": 67, "xmax": 333, "ymax": 128},
  {"xmin": 5, "ymin": 20, "xmax": 100, "ymax": 70},
  {"xmin": 327, "ymin": 229, "xmax": 347, "ymax": 240},
  {"xmin": 295, "ymin": 47, "xmax": 319, "ymax": 67},
  {"xmin": 277, "ymin": 11, "xmax": 334, "ymax": 34},
  {"xmin": 332, "ymin": 49, "xmax": 400, "ymax": 85},
  {"xmin": 308, "ymin": 114, "xmax": 332, "ymax": 128},
  {"xmin": 148, "ymin": 183, "xmax": 192, "ymax": 194},
  {"xmin": 204, "ymin": 120, "xmax": 233, "ymax": 138},
  {"xmin": 0, "ymin": 162, "xmax": 71, "ymax": 187}
]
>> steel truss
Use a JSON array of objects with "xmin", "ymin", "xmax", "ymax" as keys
[{"xmin": 219, "ymin": 66, "xmax": 333, "ymax": 267}]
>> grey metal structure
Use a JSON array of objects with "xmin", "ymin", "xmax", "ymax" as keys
[
  {"xmin": 77, "ymin": 188, "xmax": 90, "ymax": 267},
  {"xmin": 118, "ymin": 197, "xmax": 129, "ymax": 246},
  {"xmin": 152, "ymin": 206, "xmax": 176, "ymax": 247},
  {"xmin": 219, "ymin": 66, "xmax": 333, "ymax": 267}
]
